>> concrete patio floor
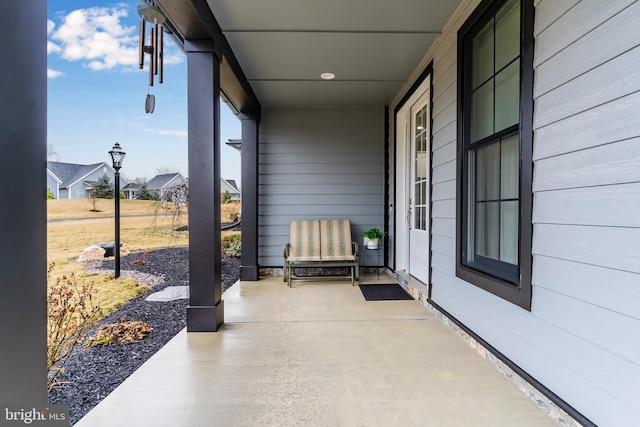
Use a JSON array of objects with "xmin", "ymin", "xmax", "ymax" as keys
[{"xmin": 76, "ymin": 275, "xmax": 556, "ymax": 427}]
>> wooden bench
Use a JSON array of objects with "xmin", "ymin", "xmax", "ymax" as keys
[{"xmin": 283, "ymin": 219, "xmax": 359, "ymax": 286}]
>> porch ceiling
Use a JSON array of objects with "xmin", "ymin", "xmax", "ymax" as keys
[{"xmin": 157, "ymin": 0, "xmax": 463, "ymax": 110}]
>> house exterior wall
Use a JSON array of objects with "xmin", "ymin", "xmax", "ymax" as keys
[
  {"xmin": 221, "ymin": 180, "xmax": 240, "ymax": 200},
  {"xmin": 46, "ymin": 172, "xmax": 59, "ymax": 198},
  {"xmin": 161, "ymin": 175, "xmax": 187, "ymax": 196},
  {"xmin": 258, "ymin": 107, "xmax": 385, "ymax": 267},
  {"xmin": 67, "ymin": 166, "xmax": 111, "ymax": 199},
  {"xmin": 391, "ymin": 0, "xmax": 640, "ymax": 425}
]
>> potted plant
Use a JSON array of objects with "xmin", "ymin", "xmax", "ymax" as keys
[{"xmin": 362, "ymin": 227, "xmax": 385, "ymax": 250}]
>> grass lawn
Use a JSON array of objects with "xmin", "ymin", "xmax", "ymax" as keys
[
  {"xmin": 48, "ymin": 198, "xmax": 161, "ymax": 220},
  {"xmin": 48, "ymin": 199, "xmax": 240, "ymax": 317}
]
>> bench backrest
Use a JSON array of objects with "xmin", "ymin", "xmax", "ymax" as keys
[
  {"xmin": 288, "ymin": 219, "xmax": 354, "ymax": 262},
  {"xmin": 288, "ymin": 220, "xmax": 322, "ymax": 261},
  {"xmin": 320, "ymin": 219, "xmax": 354, "ymax": 261}
]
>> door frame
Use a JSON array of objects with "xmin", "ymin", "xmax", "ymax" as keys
[{"xmin": 392, "ymin": 63, "xmax": 433, "ymax": 293}]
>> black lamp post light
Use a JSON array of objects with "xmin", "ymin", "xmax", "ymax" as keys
[{"xmin": 109, "ymin": 142, "xmax": 126, "ymax": 278}]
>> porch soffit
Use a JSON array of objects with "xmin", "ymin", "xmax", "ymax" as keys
[{"xmin": 158, "ymin": 0, "xmax": 462, "ymax": 109}]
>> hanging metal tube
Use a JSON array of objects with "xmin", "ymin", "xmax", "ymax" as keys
[
  {"xmin": 138, "ymin": 18, "xmax": 145, "ymax": 69},
  {"xmin": 153, "ymin": 19, "xmax": 159, "ymax": 76},
  {"xmin": 159, "ymin": 26, "xmax": 164, "ymax": 83},
  {"xmin": 149, "ymin": 26, "xmax": 155, "ymax": 86}
]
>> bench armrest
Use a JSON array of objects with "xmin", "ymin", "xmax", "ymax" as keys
[
  {"xmin": 283, "ymin": 243, "xmax": 291, "ymax": 258},
  {"xmin": 352, "ymin": 241, "xmax": 359, "ymax": 257}
]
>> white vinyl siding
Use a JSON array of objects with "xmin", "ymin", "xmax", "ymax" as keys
[
  {"xmin": 258, "ymin": 107, "xmax": 385, "ymax": 267},
  {"xmin": 392, "ymin": 0, "xmax": 640, "ymax": 425}
]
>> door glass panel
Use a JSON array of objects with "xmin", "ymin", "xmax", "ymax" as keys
[
  {"xmin": 413, "ymin": 104, "xmax": 429, "ymax": 231},
  {"xmin": 495, "ymin": 0, "xmax": 520, "ymax": 70},
  {"xmin": 471, "ymin": 81, "xmax": 494, "ymax": 142},
  {"xmin": 495, "ymin": 61, "xmax": 519, "ymax": 132}
]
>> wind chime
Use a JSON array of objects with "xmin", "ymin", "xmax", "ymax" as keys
[{"xmin": 137, "ymin": 3, "xmax": 167, "ymax": 114}]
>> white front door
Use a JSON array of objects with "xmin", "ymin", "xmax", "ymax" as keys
[{"xmin": 408, "ymin": 91, "xmax": 430, "ymax": 284}]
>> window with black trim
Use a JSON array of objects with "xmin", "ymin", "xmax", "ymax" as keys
[{"xmin": 457, "ymin": 0, "xmax": 533, "ymax": 310}]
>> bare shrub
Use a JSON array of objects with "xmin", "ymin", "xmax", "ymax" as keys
[
  {"xmin": 84, "ymin": 317, "xmax": 153, "ymax": 347},
  {"xmin": 222, "ymin": 233, "xmax": 242, "ymax": 257},
  {"xmin": 151, "ymin": 181, "xmax": 188, "ymax": 237},
  {"xmin": 47, "ymin": 262, "xmax": 102, "ymax": 390}
]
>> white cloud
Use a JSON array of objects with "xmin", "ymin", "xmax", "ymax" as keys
[
  {"xmin": 124, "ymin": 120, "xmax": 187, "ymax": 139},
  {"xmin": 145, "ymin": 128, "xmax": 188, "ymax": 138},
  {"xmin": 48, "ymin": 41, "xmax": 62, "ymax": 54},
  {"xmin": 48, "ymin": 7, "xmax": 139, "ymax": 71},
  {"xmin": 48, "ymin": 69, "xmax": 64, "ymax": 79},
  {"xmin": 48, "ymin": 6, "xmax": 184, "ymax": 72}
]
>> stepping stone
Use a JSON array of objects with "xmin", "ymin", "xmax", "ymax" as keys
[{"xmin": 145, "ymin": 286, "xmax": 189, "ymax": 302}]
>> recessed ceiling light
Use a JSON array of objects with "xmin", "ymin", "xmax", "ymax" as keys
[{"xmin": 320, "ymin": 72, "xmax": 336, "ymax": 80}]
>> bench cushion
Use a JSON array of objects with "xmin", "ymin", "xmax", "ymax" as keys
[
  {"xmin": 288, "ymin": 220, "xmax": 321, "ymax": 262},
  {"xmin": 320, "ymin": 219, "xmax": 355, "ymax": 261}
]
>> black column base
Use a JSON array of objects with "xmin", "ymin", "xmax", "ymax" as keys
[
  {"xmin": 187, "ymin": 301, "xmax": 224, "ymax": 332},
  {"xmin": 240, "ymin": 265, "xmax": 259, "ymax": 281}
]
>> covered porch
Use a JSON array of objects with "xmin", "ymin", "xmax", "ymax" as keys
[
  {"xmin": 4, "ymin": 0, "xmax": 637, "ymax": 424},
  {"xmin": 75, "ymin": 276, "xmax": 556, "ymax": 426}
]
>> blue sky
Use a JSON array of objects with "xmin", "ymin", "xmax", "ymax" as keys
[{"xmin": 47, "ymin": 1, "xmax": 242, "ymax": 184}]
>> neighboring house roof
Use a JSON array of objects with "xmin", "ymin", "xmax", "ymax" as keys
[
  {"xmin": 47, "ymin": 168, "xmax": 63, "ymax": 185},
  {"xmin": 46, "ymin": 161, "xmax": 113, "ymax": 189},
  {"xmin": 147, "ymin": 173, "xmax": 186, "ymax": 191},
  {"xmin": 225, "ymin": 179, "xmax": 239, "ymax": 194},
  {"xmin": 122, "ymin": 183, "xmax": 142, "ymax": 191}
]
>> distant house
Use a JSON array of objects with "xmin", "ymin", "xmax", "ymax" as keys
[
  {"xmin": 121, "ymin": 182, "xmax": 141, "ymax": 200},
  {"xmin": 46, "ymin": 161, "xmax": 128, "ymax": 199},
  {"xmin": 146, "ymin": 173, "xmax": 187, "ymax": 198},
  {"xmin": 123, "ymin": 173, "xmax": 239, "ymax": 201},
  {"xmin": 222, "ymin": 178, "xmax": 240, "ymax": 201},
  {"xmin": 121, "ymin": 173, "xmax": 186, "ymax": 200}
]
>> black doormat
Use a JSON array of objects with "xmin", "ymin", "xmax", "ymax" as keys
[{"xmin": 359, "ymin": 283, "xmax": 413, "ymax": 301}]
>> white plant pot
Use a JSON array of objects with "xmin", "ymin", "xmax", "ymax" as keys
[{"xmin": 364, "ymin": 237, "xmax": 379, "ymax": 250}]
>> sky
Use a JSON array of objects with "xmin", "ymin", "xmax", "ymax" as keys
[{"xmin": 47, "ymin": 1, "xmax": 243, "ymax": 185}]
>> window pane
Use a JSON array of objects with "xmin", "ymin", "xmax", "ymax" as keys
[
  {"xmin": 495, "ymin": 0, "xmax": 520, "ymax": 70},
  {"xmin": 495, "ymin": 61, "xmax": 519, "ymax": 132},
  {"xmin": 415, "ymin": 204, "xmax": 423, "ymax": 230},
  {"xmin": 476, "ymin": 142, "xmax": 500, "ymax": 201},
  {"xmin": 501, "ymin": 135, "xmax": 519, "ymax": 198},
  {"xmin": 500, "ymin": 201, "xmax": 518, "ymax": 264},
  {"xmin": 476, "ymin": 201, "xmax": 500, "ymax": 260},
  {"xmin": 471, "ymin": 81, "xmax": 494, "ymax": 142},
  {"xmin": 472, "ymin": 19, "xmax": 494, "ymax": 89}
]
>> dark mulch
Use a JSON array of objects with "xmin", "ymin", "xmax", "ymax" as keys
[{"xmin": 48, "ymin": 246, "xmax": 240, "ymax": 425}]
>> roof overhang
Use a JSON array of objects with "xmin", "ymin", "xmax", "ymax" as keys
[{"xmin": 153, "ymin": 0, "xmax": 462, "ymax": 111}]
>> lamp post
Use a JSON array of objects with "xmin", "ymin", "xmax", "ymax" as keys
[{"xmin": 109, "ymin": 143, "xmax": 126, "ymax": 278}]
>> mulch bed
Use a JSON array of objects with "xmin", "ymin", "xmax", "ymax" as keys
[{"xmin": 48, "ymin": 246, "xmax": 240, "ymax": 425}]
